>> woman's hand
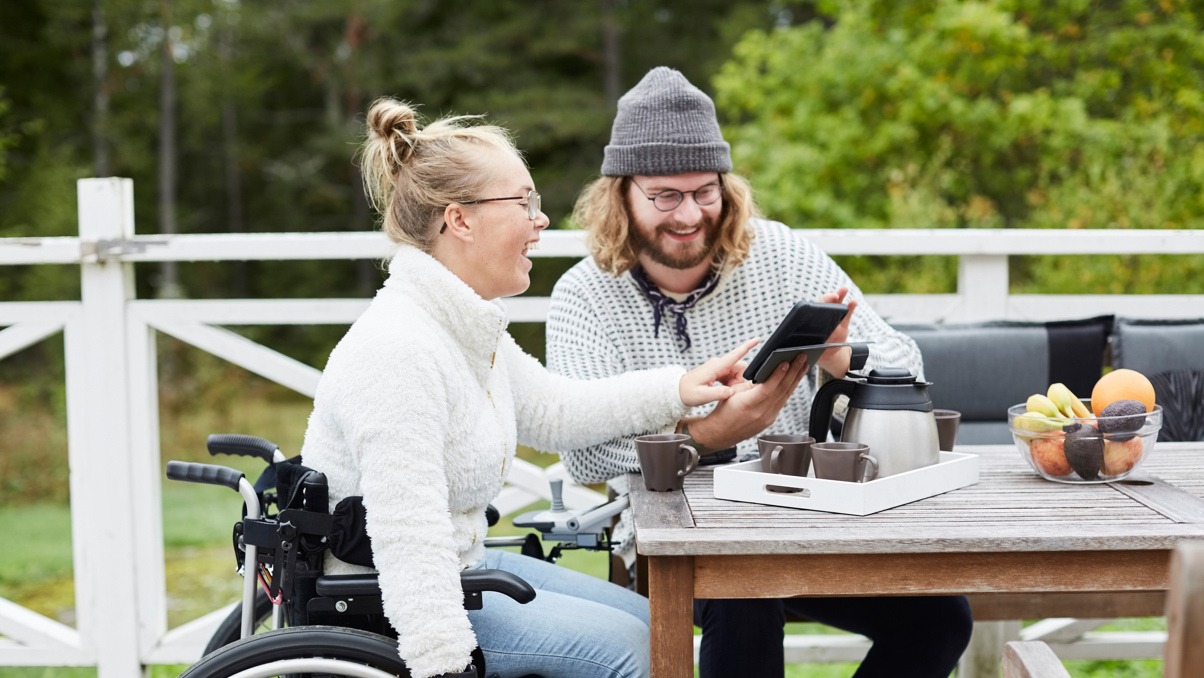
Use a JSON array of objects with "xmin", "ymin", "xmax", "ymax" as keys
[
  {"xmin": 817, "ymin": 286, "xmax": 859, "ymax": 377},
  {"xmin": 683, "ymin": 352, "xmax": 811, "ymax": 449},
  {"xmin": 678, "ymin": 337, "xmax": 759, "ymax": 407}
]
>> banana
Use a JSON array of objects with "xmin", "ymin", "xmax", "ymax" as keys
[
  {"xmin": 1013, "ymin": 411, "xmax": 1069, "ymax": 434},
  {"xmin": 1047, "ymin": 382, "xmax": 1092, "ymax": 419},
  {"xmin": 1070, "ymin": 396, "xmax": 1092, "ymax": 419},
  {"xmin": 1026, "ymin": 393, "xmax": 1063, "ymax": 419}
]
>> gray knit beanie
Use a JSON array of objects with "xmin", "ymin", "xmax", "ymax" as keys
[{"xmin": 601, "ymin": 67, "xmax": 732, "ymax": 177}]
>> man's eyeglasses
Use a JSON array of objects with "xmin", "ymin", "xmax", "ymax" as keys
[
  {"xmin": 631, "ymin": 178, "xmax": 723, "ymax": 212},
  {"xmin": 441, "ymin": 189, "xmax": 541, "ymax": 233}
]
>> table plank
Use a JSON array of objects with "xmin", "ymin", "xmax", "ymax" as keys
[
  {"xmin": 1111, "ymin": 477, "xmax": 1204, "ymax": 523},
  {"xmin": 691, "ymin": 551, "xmax": 1169, "ymax": 598},
  {"xmin": 968, "ymin": 591, "xmax": 1166, "ymax": 620}
]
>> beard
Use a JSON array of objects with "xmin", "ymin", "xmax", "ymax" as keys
[{"xmin": 630, "ymin": 214, "xmax": 720, "ymax": 270}]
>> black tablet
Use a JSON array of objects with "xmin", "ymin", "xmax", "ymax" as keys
[{"xmin": 742, "ymin": 301, "xmax": 849, "ymax": 383}]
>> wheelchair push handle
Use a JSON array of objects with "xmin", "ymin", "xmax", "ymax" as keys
[
  {"xmin": 207, "ymin": 433, "xmax": 283, "ymax": 464},
  {"xmin": 167, "ymin": 460, "xmax": 245, "ymax": 491}
]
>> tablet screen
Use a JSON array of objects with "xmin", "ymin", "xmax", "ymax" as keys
[{"xmin": 742, "ymin": 301, "xmax": 849, "ymax": 383}]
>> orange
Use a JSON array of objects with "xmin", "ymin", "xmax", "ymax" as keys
[{"xmin": 1091, "ymin": 368, "xmax": 1156, "ymax": 416}]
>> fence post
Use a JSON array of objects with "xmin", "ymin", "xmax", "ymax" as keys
[
  {"xmin": 955, "ymin": 254, "xmax": 1009, "ymax": 321},
  {"xmin": 67, "ymin": 178, "xmax": 149, "ymax": 677}
]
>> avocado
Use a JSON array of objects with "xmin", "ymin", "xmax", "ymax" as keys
[
  {"xmin": 1099, "ymin": 399, "xmax": 1146, "ymax": 442},
  {"xmin": 1064, "ymin": 426, "xmax": 1104, "ymax": 480}
]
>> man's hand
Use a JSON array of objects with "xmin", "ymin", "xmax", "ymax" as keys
[
  {"xmin": 678, "ymin": 337, "xmax": 759, "ymax": 407},
  {"xmin": 817, "ymin": 286, "xmax": 859, "ymax": 378},
  {"xmin": 683, "ymin": 352, "xmax": 811, "ymax": 450}
]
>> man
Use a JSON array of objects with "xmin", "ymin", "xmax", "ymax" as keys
[{"xmin": 546, "ymin": 66, "xmax": 973, "ymax": 678}]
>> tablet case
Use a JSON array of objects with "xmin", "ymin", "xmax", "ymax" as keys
[{"xmin": 748, "ymin": 343, "xmax": 852, "ymax": 384}]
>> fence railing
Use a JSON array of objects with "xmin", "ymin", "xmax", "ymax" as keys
[{"xmin": 2, "ymin": 177, "xmax": 1203, "ymax": 677}]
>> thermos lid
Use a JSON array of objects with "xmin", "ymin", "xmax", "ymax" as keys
[
  {"xmin": 853, "ymin": 367, "xmax": 934, "ymax": 410},
  {"xmin": 864, "ymin": 367, "xmax": 920, "ymax": 385}
]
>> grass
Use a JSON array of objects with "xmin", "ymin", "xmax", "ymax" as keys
[{"xmin": 0, "ymin": 384, "xmax": 1168, "ymax": 677}]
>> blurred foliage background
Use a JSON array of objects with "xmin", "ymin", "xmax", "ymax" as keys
[
  {"xmin": 1, "ymin": 0, "xmax": 1202, "ymax": 495},
  {"xmin": 1, "ymin": 3, "xmax": 1200, "ymax": 675}
]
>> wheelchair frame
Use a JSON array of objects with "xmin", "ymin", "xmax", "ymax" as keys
[{"xmin": 169, "ymin": 433, "xmax": 629, "ymax": 678}]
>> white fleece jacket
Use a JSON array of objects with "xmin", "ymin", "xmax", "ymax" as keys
[{"xmin": 300, "ymin": 245, "xmax": 687, "ymax": 678}]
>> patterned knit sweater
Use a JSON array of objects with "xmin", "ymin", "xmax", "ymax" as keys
[
  {"xmin": 547, "ymin": 218, "xmax": 924, "ymax": 494},
  {"xmin": 300, "ymin": 245, "xmax": 688, "ymax": 678}
]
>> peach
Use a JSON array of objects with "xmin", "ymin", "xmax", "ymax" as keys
[
  {"xmin": 1102, "ymin": 437, "xmax": 1143, "ymax": 476},
  {"xmin": 1030, "ymin": 434, "xmax": 1072, "ymax": 476}
]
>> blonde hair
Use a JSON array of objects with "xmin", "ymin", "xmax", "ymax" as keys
[
  {"xmin": 572, "ymin": 173, "xmax": 759, "ymax": 275},
  {"xmin": 358, "ymin": 97, "xmax": 519, "ymax": 251}
]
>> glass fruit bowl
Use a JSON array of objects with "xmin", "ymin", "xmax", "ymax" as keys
[{"xmin": 1006, "ymin": 400, "xmax": 1162, "ymax": 484}]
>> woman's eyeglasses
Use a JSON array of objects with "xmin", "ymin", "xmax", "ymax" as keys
[
  {"xmin": 441, "ymin": 189, "xmax": 541, "ymax": 233},
  {"xmin": 462, "ymin": 189, "xmax": 542, "ymax": 221},
  {"xmin": 631, "ymin": 179, "xmax": 723, "ymax": 212}
]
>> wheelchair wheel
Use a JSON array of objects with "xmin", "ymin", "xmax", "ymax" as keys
[
  {"xmin": 181, "ymin": 626, "xmax": 412, "ymax": 678},
  {"xmin": 204, "ymin": 590, "xmax": 277, "ymax": 655}
]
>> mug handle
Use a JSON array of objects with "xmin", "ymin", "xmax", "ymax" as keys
[
  {"xmin": 677, "ymin": 444, "xmax": 700, "ymax": 477},
  {"xmin": 859, "ymin": 453, "xmax": 879, "ymax": 482},
  {"xmin": 768, "ymin": 444, "xmax": 784, "ymax": 474}
]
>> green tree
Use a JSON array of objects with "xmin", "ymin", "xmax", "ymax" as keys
[
  {"xmin": 1, "ymin": 0, "xmax": 783, "ymax": 364},
  {"xmin": 715, "ymin": 0, "xmax": 1204, "ymax": 293}
]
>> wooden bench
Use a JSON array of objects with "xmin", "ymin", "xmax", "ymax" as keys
[{"xmin": 1002, "ymin": 541, "xmax": 1204, "ymax": 678}]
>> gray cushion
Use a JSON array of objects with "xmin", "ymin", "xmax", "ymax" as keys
[
  {"xmin": 1112, "ymin": 318, "xmax": 1204, "ymax": 375},
  {"xmin": 957, "ymin": 420, "xmax": 1016, "ymax": 445},
  {"xmin": 898, "ymin": 323, "xmax": 1047, "ymax": 420},
  {"xmin": 897, "ymin": 316, "xmax": 1111, "ymax": 424}
]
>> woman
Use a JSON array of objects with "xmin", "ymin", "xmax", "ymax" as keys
[{"xmin": 300, "ymin": 97, "xmax": 757, "ymax": 678}]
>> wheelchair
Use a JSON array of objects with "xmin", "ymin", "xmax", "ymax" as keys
[{"xmin": 168, "ymin": 434, "xmax": 629, "ymax": 678}]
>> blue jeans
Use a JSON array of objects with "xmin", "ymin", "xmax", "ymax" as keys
[
  {"xmin": 694, "ymin": 595, "xmax": 973, "ymax": 678},
  {"xmin": 468, "ymin": 549, "xmax": 650, "ymax": 678}
]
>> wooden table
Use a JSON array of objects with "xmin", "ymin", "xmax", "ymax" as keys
[{"xmin": 629, "ymin": 442, "xmax": 1204, "ymax": 678}]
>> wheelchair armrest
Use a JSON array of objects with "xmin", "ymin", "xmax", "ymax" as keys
[
  {"xmin": 314, "ymin": 574, "xmax": 382, "ymax": 598},
  {"xmin": 460, "ymin": 569, "xmax": 536, "ymax": 604},
  {"xmin": 314, "ymin": 569, "xmax": 535, "ymax": 604}
]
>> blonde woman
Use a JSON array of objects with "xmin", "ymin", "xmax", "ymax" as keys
[{"xmin": 299, "ymin": 97, "xmax": 761, "ymax": 678}]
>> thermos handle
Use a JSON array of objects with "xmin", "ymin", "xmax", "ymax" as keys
[
  {"xmin": 808, "ymin": 378, "xmax": 857, "ymax": 442},
  {"xmin": 848, "ymin": 343, "xmax": 871, "ymax": 372}
]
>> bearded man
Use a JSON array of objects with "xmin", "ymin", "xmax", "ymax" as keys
[{"xmin": 546, "ymin": 66, "xmax": 973, "ymax": 678}]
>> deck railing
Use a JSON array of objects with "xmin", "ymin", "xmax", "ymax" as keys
[{"xmin": 2, "ymin": 177, "xmax": 1203, "ymax": 677}]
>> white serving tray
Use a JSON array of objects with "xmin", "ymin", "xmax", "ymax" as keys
[{"xmin": 713, "ymin": 451, "xmax": 980, "ymax": 516}]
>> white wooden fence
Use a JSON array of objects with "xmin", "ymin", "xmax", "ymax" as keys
[{"xmin": 2, "ymin": 177, "xmax": 1203, "ymax": 677}]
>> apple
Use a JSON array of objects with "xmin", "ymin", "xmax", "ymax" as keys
[
  {"xmin": 1102, "ymin": 436, "xmax": 1143, "ymax": 476},
  {"xmin": 1030, "ymin": 433, "xmax": 1072, "ymax": 476}
]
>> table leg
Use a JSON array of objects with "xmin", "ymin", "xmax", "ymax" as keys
[{"xmin": 648, "ymin": 555, "xmax": 694, "ymax": 678}]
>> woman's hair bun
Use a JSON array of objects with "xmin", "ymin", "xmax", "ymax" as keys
[{"xmin": 366, "ymin": 98, "xmax": 420, "ymax": 170}]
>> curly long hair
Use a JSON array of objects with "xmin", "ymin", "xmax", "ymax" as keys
[{"xmin": 571, "ymin": 172, "xmax": 759, "ymax": 275}]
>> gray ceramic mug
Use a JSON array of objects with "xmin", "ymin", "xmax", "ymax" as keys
[
  {"xmin": 757, "ymin": 434, "xmax": 814, "ymax": 476},
  {"xmin": 811, "ymin": 442, "xmax": 879, "ymax": 482},
  {"xmin": 635, "ymin": 433, "xmax": 700, "ymax": 492},
  {"xmin": 934, "ymin": 409, "xmax": 961, "ymax": 451}
]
